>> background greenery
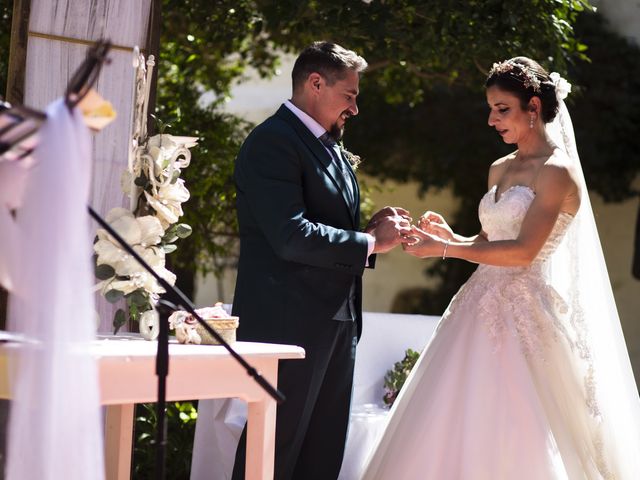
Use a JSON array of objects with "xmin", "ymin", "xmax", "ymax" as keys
[
  {"xmin": 132, "ymin": 401, "xmax": 198, "ymax": 480},
  {"xmin": 3, "ymin": 1, "xmax": 638, "ymax": 305},
  {"xmin": 157, "ymin": 0, "xmax": 639, "ymax": 312},
  {"xmin": 2, "ymin": 1, "xmax": 640, "ymax": 478}
]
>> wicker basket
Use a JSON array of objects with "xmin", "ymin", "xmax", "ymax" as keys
[{"xmin": 194, "ymin": 317, "xmax": 239, "ymax": 345}]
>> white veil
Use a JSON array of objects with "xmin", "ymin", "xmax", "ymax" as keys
[
  {"xmin": 5, "ymin": 99, "xmax": 105, "ymax": 480},
  {"xmin": 546, "ymin": 75, "xmax": 640, "ymax": 479}
]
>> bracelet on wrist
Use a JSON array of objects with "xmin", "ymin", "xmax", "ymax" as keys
[{"xmin": 442, "ymin": 239, "xmax": 451, "ymax": 260}]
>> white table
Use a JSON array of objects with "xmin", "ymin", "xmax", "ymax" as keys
[{"xmin": 0, "ymin": 335, "xmax": 305, "ymax": 480}]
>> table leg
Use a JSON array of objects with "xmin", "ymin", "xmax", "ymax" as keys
[
  {"xmin": 245, "ymin": 362, "xmax": 279, "ymax": 480},
  {"xmin": 105, "ymin": 403, "xmax": 135, "ymax": 480},
  {"xmin": 245, "ymin": 397, "xmax": 277, "ymax": 480}
]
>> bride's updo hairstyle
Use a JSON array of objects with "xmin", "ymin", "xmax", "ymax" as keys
[{"xmin": 486, "ymin": 56, "xmax": 559, "ymax": 123}]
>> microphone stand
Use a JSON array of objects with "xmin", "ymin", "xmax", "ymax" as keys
[
  {"xmin": 153, "ymin": 298, "xmax": 175, "ymax": 480},
  {"xmin": 88, "ymin": 206, "xmax": 286, "ymax": 480}
]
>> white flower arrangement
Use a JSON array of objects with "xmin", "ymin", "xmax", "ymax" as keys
[{"xmin": 94, "ymin": 132, "xmax": 197, "ymax": 333}]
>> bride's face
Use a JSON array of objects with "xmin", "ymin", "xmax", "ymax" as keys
[{"xmin": 486, "ymin": 86, "xmax": 530, "ymax": 145}]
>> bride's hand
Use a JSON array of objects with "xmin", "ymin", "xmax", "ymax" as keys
[
  {"xmin": 418, "ymin": 211, "xmax": 454, "ymax": 241},
  {"xmin": 401, "ymin": 226, "xmax": 445, "ymax": 258}
]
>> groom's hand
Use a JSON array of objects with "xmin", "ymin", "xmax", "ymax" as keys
[
  {"xmin": 369, "ymin": 214, "xmax": 412, "ymax": 254},
  {"xmin": 365, "ymin": 206, "xmax": 412, "ymax": 234}
]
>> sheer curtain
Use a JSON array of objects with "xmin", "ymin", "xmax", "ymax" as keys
[{"xmin": 6, "ymin": 99, "xmax": 105, "ymax": 480}]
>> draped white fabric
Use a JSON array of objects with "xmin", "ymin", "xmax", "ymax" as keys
[
  {"xmin": 189, "ymin": 313, "xmax": 440, "ymax": 480},
  {"xmin": 6, "ymin": 99, "xmax": 105, "ymax": 480},
  {"xmin": 191, "ymin": 398, "xmax": 247, "ymax": 480},
  {"xmin": 545, "ymin": 98, "xmax": 640, "ymax": 478}
]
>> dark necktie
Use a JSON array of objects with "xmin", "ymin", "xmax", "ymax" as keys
[{"xmin": 319, "ymin": 133, "xmax": 357, "ymax": 322}]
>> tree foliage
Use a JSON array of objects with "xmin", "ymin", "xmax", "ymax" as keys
[
  {"xmin": 570, "ymin": 13, "xmax": 640, "ymax": 202},
  {"xmin": 158, "ymin": 0, "xmax": 596, "ymax": 290},
  {"xmin": 2, "ymin": 0, "xmax": 613, "ymax": 299},
  {"xmin": 347, "ymin": 11, "xmax": 640, "ymax": 314},
  {"xmin": 3, "ymin": 1, "xmax": 636, "ymax": 308},
  {"xmin": 257, "ymin": 0, "xmax": 591, "ymax": 103},
  {"xmin": 3, "ymin": 1, "xmax": 638, "ymax": 477},
  {"xmin": 158, "ymin": 1, "xmax": 273, "ymax": 281}
]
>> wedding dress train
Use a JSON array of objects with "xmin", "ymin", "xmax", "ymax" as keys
[{"xmin": 362, "ymin": 184, "xmax": 638, "ymax": 480}]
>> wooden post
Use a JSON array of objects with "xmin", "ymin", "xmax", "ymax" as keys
[{"xmin": 5, "ymin": 0, "xmax": 30, "ymax": 104}]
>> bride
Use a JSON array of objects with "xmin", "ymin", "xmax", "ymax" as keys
[{"xmin": 361, "ymin": 57, "xmax": 640, "ymax": 479}]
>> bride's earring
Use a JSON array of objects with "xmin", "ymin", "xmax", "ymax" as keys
[{"xmin": 529, "ymin": 114, "xmax": 535, "ymax": 129}]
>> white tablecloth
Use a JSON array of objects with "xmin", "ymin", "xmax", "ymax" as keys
[{"xmin": 190, "ymin": 312, "xmax": 440, "ymax": 480}]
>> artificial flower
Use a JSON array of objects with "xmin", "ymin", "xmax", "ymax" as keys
[
  {"xmin": 144, "ymin": 178, "xmax": 190, "ymax": 228},
  {"xmin": 550, "ymin": 72, "xmax": 572, "ymax": 101}
]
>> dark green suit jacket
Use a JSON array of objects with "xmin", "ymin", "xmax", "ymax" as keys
[{"xmin": 232, "ymin": 104, "xmax": 371, "ymax": 344}]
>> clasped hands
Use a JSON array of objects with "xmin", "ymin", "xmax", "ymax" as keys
[{"xmin": 365, "ymin": 207, "xmax": 453, "ymax": 258}]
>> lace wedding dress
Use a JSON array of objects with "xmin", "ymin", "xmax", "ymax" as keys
[{"xmin": 362, "ymin": 183, "xmax": 637, "ymax": 480}]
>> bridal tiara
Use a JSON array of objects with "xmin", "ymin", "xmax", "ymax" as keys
[
  {"xmin": 489, "ymin": 60, "xmax": 542, "ymax": 92},
  {"xmin": 490, "ymin": 61, "xmax": 572, "ymax": 103}
]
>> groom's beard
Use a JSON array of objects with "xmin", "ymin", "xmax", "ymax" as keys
[
  {"xmin": 328, "ymin": 109, "xmax": 354, "ymax": 142},
  {"xmin": 328, "ymin": 123, "xmax": 344, "ymax": 142}
]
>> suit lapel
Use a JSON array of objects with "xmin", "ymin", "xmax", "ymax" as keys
[
  {"xmin": 276, "ymin": 105, "xmax": 357, "ymax": 227},
  {"xmin": 341, "ymin": 152, "xmax": 360, "ymax": 224}
]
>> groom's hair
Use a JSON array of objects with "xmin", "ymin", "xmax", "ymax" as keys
[{"xmin": 292, "ymin": 42, "xmax": 367, "ymax": 91}]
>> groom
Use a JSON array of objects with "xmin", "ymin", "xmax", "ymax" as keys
[{"xmin": 231, "ymin": 41, "xmax": 410, "ymax": 480}]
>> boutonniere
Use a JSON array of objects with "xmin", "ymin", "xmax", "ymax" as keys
[{"xmin": 339, "ymin": 143, "xmax": 362, "ymax": 171}]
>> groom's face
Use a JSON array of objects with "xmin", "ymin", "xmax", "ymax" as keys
[{"xmin": 313, "ymin": 68, "xmax": 360, "ymax": 141}]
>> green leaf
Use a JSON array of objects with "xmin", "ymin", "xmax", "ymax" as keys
[
  {"xmin": 383, "ymin": 348, "xmax": 420, "ymax": 406},
  {"xmin": 163, "ymin": 244, "xmax": 178, "ymax": 254},
  {"xmin": 130, "ymin": 304, "xmax": 140, "ymax": 323},
  {"xmin": 95, "ymin": 263, "xmax": 116, "ymax": 280},
  {"xmin": 105, "ymin": 289, "xmax": 125, "ymax": 303},
  {"xmin": 113, "ymin": 309, "xmax": 126, "ymax": 334},
  {"xmin": 162, "ymin": 232, "xmax": 179, "ymax": 243},
  {"xmin": 127, "ymin": 289, "xmax": 149, "ymax": 307},
  {"xmin": 175, "ymin": 223, "xmax": 192, "ymax": 238}
]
